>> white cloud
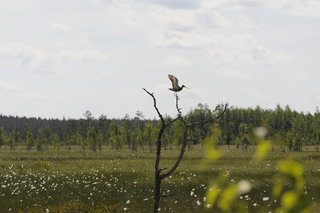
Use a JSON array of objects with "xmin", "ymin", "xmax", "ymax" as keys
[
  {"xmin": 148, "ymin": 30, "xmax": 210, "ymax": 48},
  {"xmin": 290, "ymin": 0, "xmax": 320, "ymax": 17},
  {"xmin": 163, "ymin": 55, "xmax": 192, "ymax": 67},
  {"xmin": 0, "ymin": 80, "xmax": 22, "ymax": 92},
  {"xmin": 201, "ymin": 0, "xmax": 291, "ymax": 10},
  {"xmin": 150, "ymin": 7, "xmax": 198, "ymax": 31},
  {"xmin": 58, "ymin": 50, "xmax": 109, "ymax": 62},
  {"xmin": 0, "ymin": 80, "xmax": 47, "ymax": 102},
  {"xmin": 297, "ymin": 74, "xmax": 311, "ymax": 80},
  {"xmin": 51, "ymin": 23, "xmax": 74, "ymax": 32},
  {"xmin": 244, "ymin": 87, "xmax": 269, "ymax": 100},
  {"xmin": 315, "ymin": 89, "xmax": 320, "ymax": 101},
  {"xmin": 216, "ymin": 68, "xmax": 251, "ymax": 79},
  {"xmin": 0, "ymin": 42, "xmax": 109, "ymax": 74},
  {"xmin": 149, "ymin": 30, "xmax": 288, "ymax": 66},
  {"xmin": 186, "ymin": 85, "xmax": 209, "ymax": 99},
  {"xmin": 197, "ymin": 10, "xmax": 234, "ymax": 28},
  {"xmin": 21, "ymin": 92, "xmax": 48, "ymax": 101},
  {"xmin": 200, "ymin": 0, "xmax": 320, "ymax": 17},
  {"xmin": 0, "ymin": 42, "xmax": 47, "ymax": 69},
  {"xmin": 236, "ymin": 15, "xmax": 261, "ymax": 29},
  {"xmin": 250, "ymin": 44, "xmax": 289, "ymax": 65},
  {"xmin": 150, "ymin": 0, "xmax": 200, "ymax": 9},
  {"xmin": 0, "ymin": 0, "xmax": 36, "ymax": 10},
  {"xmin": 136, "ymin": 4, "xmax": 288, "ymax": 66}
]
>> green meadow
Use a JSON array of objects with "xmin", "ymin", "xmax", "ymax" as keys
[{"xmin": 0, "ymin": 146, "xmax": 320, "ymax": 212}]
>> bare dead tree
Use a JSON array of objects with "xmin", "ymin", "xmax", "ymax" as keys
[{"xmin": 143, "ymin": 88, "xmax": 227, "ymax": 213}]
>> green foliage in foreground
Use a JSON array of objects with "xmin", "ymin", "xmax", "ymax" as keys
[
  {"xmin": 0, "ymin": 147, "xmax": 320, "ymax": 212},
  {"xmin": 204, "ymin": 125, "xmax": 311, "ymax": 213}
]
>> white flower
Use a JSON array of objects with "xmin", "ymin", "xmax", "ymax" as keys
[{"xmin": 126, "ymin": 200, "xmax": 130, "ymax": 204}]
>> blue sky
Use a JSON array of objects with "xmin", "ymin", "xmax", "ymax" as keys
[{"xmin": 0, "ymin": 0, "xmax": 320, "ymax": 119}]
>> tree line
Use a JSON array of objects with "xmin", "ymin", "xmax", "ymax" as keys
[{"xmin": 0, "ymin": 104, "xmax": 320, "ymax": 152}]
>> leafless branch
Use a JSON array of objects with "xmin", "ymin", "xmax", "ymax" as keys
[
  {"xmin": 188, "ymin": 103, "xmax": 228, "ymax": 127},
  {"xmin": 159, "ymin": 168, "xmax": 167, "ymax": 173},
  {"xmin": 143, "ymin": 88, "xmax": 165, "ymax": 124}
]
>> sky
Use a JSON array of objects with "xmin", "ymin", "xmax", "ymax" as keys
[{"xmin": 0, "ymin": 0, "xmax": 320, "ymax": 119}]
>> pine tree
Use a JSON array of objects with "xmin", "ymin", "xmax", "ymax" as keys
[
  {"xmin": 25, "ymin": 128, "xmax": 34, "ymax": 151},
  {"xmin": 0, "ymin": 127, "xmax": 6, "ymax": 149},
  {"xmin": 87, "ymin": 127, "xmax": 97, "ymax": 152},
  {"xmin": 9, "ymin": 129, "xmax": 19, "ymax": 150}
]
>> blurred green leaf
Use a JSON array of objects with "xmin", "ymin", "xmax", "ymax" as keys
[
  {"xmin": 272, "ymin": 179, "xmax": 284, "ymax": 198},
  {"xmin": 204, "ymin": 125, "xmax": 223, "ymax": 163},
  {"xmin": 295, "ymin": 179, "xmax": 305, "ymax": 193},
  {"xmin": 218, "ymin": 184, "xmax": 237, "ymax": 211},
  {"xmin": 278, "ymin": 160, "xmax": 303, "ymax": 179},
  {"xmin": 278, "ymin": 160, "xmax": 304, "ymax": 191},
  {"xmin": 281, "ymin": 191, "xmax": 298, "ymax": 211},
  {"xmin": 205, "ymin": 184, "xmax": 220, "ymax": 208},
  {"xmin": 254, "ymin": 140, "xmax": 271, "ymax": 161},
  {"xmin": 206, "ymin": 147, "xmax": 222, "ymax": 162}
]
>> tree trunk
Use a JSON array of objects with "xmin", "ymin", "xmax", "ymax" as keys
[{"xmin": 153, "ymin": 127, "xmax": 164, "ymax": 213}]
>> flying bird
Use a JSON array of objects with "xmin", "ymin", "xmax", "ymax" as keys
[{"xmin": 168, "ymin": 74, "xmax": 187, "ymax": 92}]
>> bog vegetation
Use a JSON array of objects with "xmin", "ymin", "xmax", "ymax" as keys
[
  {"xmin": 0, "ymin": 147, "xmax": 319, "ymax": 212},
  {"xmin": 1, "ymin": 104, "xmax": 320, "ymax": 212}
]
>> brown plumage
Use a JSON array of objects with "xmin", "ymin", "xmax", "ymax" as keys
[{"xmin": 168, "ymin": 74, "xmax": 187, "ymax": 92}]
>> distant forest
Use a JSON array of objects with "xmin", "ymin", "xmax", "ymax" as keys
[{"xmin": 1, "ymin": 104, "xmax": 320, "ymax": 152}]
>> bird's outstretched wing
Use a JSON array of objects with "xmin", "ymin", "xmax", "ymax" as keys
[{"xmin": 168, "ymin": 74, "xmax": 179, "ymax": 88}]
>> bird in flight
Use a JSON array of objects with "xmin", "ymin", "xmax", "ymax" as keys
[{"xmin": 168, "ymin": 74, "xmax": 187, "ymax": 92}]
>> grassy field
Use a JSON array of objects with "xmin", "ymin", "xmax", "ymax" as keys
[{"xmin": 0, "ymin": 146, "xmax": 320, "ymax": 212}]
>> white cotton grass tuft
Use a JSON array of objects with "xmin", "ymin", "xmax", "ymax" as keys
[
  {"xmin": 263, "ymin": 197, "xmax": 269, "ymax": 201},
  {"xmin": 254, "ymin": 127, "xmax": 267, "ymax": 138},
  {"xmin": 237, "ymin": 180, "xmax": 252, "ymax": 194}
]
